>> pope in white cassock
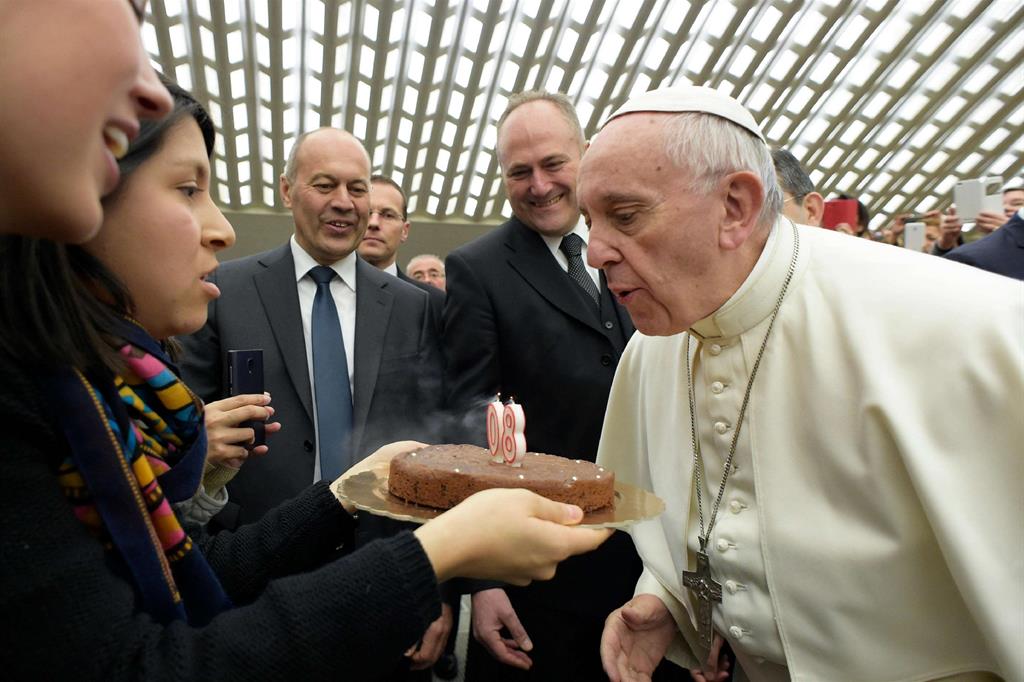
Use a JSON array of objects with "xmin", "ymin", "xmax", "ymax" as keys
[{"xmin": 580, "ymin": 86, "xmax": 1023, "ymax": 682}]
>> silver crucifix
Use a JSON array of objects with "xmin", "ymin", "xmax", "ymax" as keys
[{"xmin": 681, "ymin": 549, "xmax": 722, "ymax": 649}]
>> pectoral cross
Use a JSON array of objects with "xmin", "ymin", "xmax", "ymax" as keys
[{"xmin": 681, "ymin": 548, "xmax": 722, "ymax": 649}]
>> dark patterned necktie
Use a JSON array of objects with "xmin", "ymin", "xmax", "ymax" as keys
[
  {"xmin": 308, "ymin": 265, "xmax": 354, "ymax": 480},
  {"xmin": 560, "ymin": 232, "xmax": 600, "ymax": 306}
]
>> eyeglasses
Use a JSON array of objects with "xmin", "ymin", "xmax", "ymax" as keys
[
  {"xmin": 369, "ymin": 208, "xmax": 404, "ymax": 222},
  {"xmin": 782, "ymin": 194, "xmax": 807, "ymax": 205}
]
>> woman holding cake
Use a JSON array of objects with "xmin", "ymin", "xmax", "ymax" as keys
[{"xmin": 0, "ymin": 28, "xmax": 611, "ymax": 678}]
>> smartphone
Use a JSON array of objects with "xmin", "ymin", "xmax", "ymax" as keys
[
  {"xmin": 903, "ymin": 222, "xmax": 926, "ymax": 252},
  {"xmin": 822, "ymin": 199, "xmax": 858, "ymax": 230},
  {"xmin": 227, "ymin": 349, "xmax": 265, "ymax": 448},
  {"xmin": 953, "ymin": 177, "xmax": 1003, "ymax": 220}
]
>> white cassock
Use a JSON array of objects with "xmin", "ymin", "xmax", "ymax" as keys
[{"xmin": 597, "ymin": 219, "xmax": 1023, "ymax": 681}]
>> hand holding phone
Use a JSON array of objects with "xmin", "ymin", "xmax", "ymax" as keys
[
  {"xmin": 228, "ymin": 349, "xmax": 266, "ymax": 448},
  {"xmin": 903, "ymin": 222, "xmax": 926, "ymax": 252}
]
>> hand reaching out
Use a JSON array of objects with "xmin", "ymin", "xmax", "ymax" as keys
[
  {"xmin": 472, "ymin": 588, "xmax": 533, "ymax": 670},
  {"xmin": 601, "ymin": 594, "xmax": 677, "ymax": 681}
]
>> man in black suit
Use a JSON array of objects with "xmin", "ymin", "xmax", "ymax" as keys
[
  {"xmin": 359, "ymin": 174, "xmax": 446, "ymax": 319},
  {"xmin": 179, "ymin": 128, "xmax": 443, "ymax": 527},
  {"xmin": 444, "ymin": 92, "xmax": 684, "ymax": 681},
  {"xmin": 945, "ymin": 207, "xmax": 1024, "ymax": 280}
]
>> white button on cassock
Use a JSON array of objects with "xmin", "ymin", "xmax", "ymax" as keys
[
  {"xmin": 716, "ymin": 538, "xmax": 731, "ymax": 552},
  {"xmin": 709, "ymin": 343, "xmax": 722, "ymax": 355},
  {"xmin": 711, "ymin": 381, "xmax": 725, "ymax": 394},
  {"xmin": 725, "ymin": 580, "xmax": 739, "ymax": 594},
  {"xmin": 729, "ymin": 625, "xmax": 744, "ymax": 639},
  {"xmin": 729, "ymin": 500, "xmax": 743, "ymax": 514},
  {"xmin": 714, "ymin": 421, "xmax": 730, "ymax": 434}
]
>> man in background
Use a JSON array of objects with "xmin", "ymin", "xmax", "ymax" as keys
[
  {"xmin": 407, "ymin": 253, "xmax": 447, "ymax": 292},
  {"xmin": 771, "ymin": 148, "xmax": 823, "ymax": 227},
  {"xmin": 360, "ymin": 174, "xmax": 445, "ymax": 317}
]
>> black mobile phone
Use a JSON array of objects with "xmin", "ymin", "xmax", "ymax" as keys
[{"xmin": 227, "ymin": 349, "xmax": 265, "ymax": 448}]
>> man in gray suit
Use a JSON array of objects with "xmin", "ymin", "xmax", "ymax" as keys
[{"xmin": 179, "ymin": 128, "xmax": 443, "ymax": 531}]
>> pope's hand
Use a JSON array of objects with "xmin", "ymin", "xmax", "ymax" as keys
[
  {"xmin": 690, "ymin": 633, "xmax": 731, "ymax": 682},
  {"xmin": 413, "ymin": 488, "xmax": 612, "ymax": 585},
  {"xmin": 472, "ymin": 588, "xmax": 533, "ymax": 670},
  {"xmin": 601, "ymin": 594, "xmax": 676, "ymax": 681}
]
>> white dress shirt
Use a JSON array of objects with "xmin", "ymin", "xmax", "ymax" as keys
[{"xmin": 290, "ymin": 236, "xmax": 357, "ymax": 481}]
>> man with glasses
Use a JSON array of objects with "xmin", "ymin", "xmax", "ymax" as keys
[
  {"xmin": 360, "ymin": 174, "xmax": 445, "ymax": 317},
  {"xmin": 407, "ymin": 254, "xmax": 447, "ymax": 292}
]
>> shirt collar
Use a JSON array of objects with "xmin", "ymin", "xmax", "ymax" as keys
[
  {"xmin": 290, "ymin": 235, "xmax": 358, "ymax": 292},
  {"xmin": 690, "ymin": 218, "xmax": 798, "ymax": 340},
  {"xmin": 382, "ymin": 262, "xmax": 399, "ymax": 277},
  {"xmin": 540, "ymin": 216, "xmax": 590, "ymax": 255}
]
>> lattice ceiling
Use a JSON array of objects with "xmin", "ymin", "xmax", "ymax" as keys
[{"xmin": 143, "ymin": 0, "xmax": 1024, "ymax": 229}]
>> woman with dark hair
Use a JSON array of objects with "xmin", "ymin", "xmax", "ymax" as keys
[{"xmin": 0, "ymin": 80, "xmax": 610, "ymax": 679}]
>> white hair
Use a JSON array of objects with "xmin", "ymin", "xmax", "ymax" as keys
[{"xmin": 661, "ymin": 113, "xmax": 782, "ymax": 229}]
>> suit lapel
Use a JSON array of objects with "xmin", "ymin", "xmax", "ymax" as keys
[
  {"xmin": 504, "ymin": 218, "xmax": 606, "ymax": 335},
  {"xmin": 252, "ymin": 245, "xmax": 314, "ymax": 423},
  {"xmin": 352, "ymin": 258, "xmax": 393, "ymax": 438}
]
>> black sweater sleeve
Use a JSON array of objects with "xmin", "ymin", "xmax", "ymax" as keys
[
  {"xmin": 0, "ymin": 367, "xmax": 441, "ymax": 681},
  {"xmin": 193, "ymin": 482, "xmax": 355, "ymax": 603}
]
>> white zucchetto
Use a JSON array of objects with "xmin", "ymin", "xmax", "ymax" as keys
[{"xmin": 600, "ymin": 85, "xmax": 767, "ymax": 143}]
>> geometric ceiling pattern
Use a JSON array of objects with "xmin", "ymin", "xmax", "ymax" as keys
[{"xmin": 144, "ymin": 0, "xmax": 1024, "ymax": 229}]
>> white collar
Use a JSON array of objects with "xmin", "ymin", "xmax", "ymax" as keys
[
  {"xmin": 540, "ymin": 216, "xmax": 590, "ymax": 254},
  {"xmin": 690, "ymin": 218, "xmax": 798, "ymax": 340},
  {"xmin": 289, "ymin": 235, "xmax": 358, "ymax": 291}
]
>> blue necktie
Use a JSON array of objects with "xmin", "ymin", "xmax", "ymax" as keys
[{"xmin": 309, "ymin": 265, "xmax": 353, "ymax": 481}]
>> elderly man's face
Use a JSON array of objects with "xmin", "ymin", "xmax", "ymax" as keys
[
  {"xmin": 498, "ymin": 100, "xmax": 583, "ymax": 237},
  {"xmin": 280, "ymin": 129, "xmax": 370, "ymax": 266},
  {"xmin": 408, "ymin": 256, "xmax": 446, "ymax": 291},
  {"xmin": 580, "ymin": 114, "xmax": 723, "ymax": 336}
]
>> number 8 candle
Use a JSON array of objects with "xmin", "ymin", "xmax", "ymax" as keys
[{"xmin": 501, "ymin": 398, "xmax": 526, "ymax": 467}]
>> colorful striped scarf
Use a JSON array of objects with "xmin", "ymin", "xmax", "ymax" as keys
[{"xmin": 47, "ymin": 318, "xmax": 231, "ymax": 625}]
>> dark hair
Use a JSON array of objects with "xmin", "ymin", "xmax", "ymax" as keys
[
  {"xmin": 0, "ymin": 76, "xmax": 216, "ymax": 372},
  {"xmin": 771, "ymin": 149, "xmax": 815, "ymax": 200},
  {"xmin": 836, "ymin": 193, "xmax": 870, "ymax": 230},
  {"xmin": 370, "ymin": 173, "xmax": 408, "ymax": 219}
]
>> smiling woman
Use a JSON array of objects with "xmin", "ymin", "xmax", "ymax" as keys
[{"xmin": 0, "ymin": 0, "xmax": 172, "ymax": 243}]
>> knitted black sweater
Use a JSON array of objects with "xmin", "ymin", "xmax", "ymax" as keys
[{"xmin": 0, "ymin": 360, "xmax": 441, "ymax": 680}]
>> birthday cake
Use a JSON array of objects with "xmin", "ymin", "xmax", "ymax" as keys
[{"xmin": 387, "ymin": 444, "xmax": 615, "ymax": 511}]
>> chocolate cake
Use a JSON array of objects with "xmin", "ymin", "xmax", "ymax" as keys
[{"xmin": 388, "ymin": 444, "xmax": 614, "ymax": 511}]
